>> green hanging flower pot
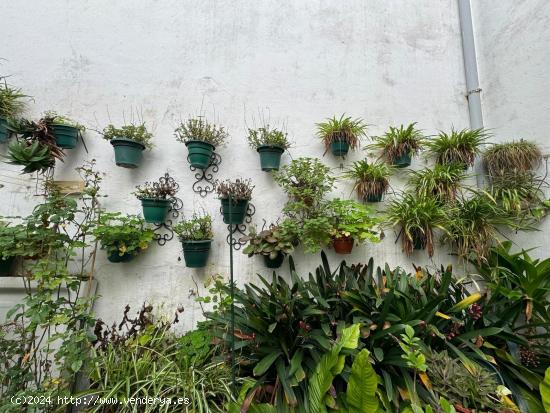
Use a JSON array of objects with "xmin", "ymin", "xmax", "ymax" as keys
[
  {"xmin": 141, "ymin": 198, "xmax": 171, "ymax": 223},
  {"xmin": 111, "ymin": 138, "xmax": 146, "ymax": 168},
  {"xmin": 0, "ymin": 117, "xmax": 10, "ymax": 144},
  {"xmin": 52, "ymin": 124, "xmax": 79, "ymax": 149},
  {"xmin": 186, "ymin": 140, "xmax": 215, "ymax": 170},
  {"xmin": 366, "ymin": 192, "xmax": 384, "ymax": 202},
  {"xmin": 107, "ymin": 251, "xmax": 136, "ymax": 263},
  {"xmin": 263, "ymin": 252, "xmax": 285, "ymax": 269},
  {"xmin": 220, "ymin": 198, "xmax": 249, "ymax": 224},
  {"xmin": 330, "ymin": 139, "xmax": 350, "ymax": 157},
  {"xmin": 393, "ymin": 152, "xmax": 412, "ymax": 168},
  {"xmin": 257, "ymin": 145, "xmax": 284, "ymax": 171},
  {"xmin": 0, "ymin": 256, "xmax": 15, "ymax": 277},
  {"xmin": 182, "ymin": 240, "xmax": 212, "ymax": 268}
]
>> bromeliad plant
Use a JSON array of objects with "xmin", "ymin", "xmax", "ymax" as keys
[
  {"xmin": 426, "ymin": 128, "xmax": 489, "ymax": 168},
  {"xmin": 216, "ymin": 179, "xmax": 254, "ymax": 225},
  {"xmin": 316, "ymin": 114, "xmax": 367, "ymax": 157},
  {"xmin": 408, "ymin": 163, "xmax": 467, "ymax": 203},
  {"xmin": 175, "ymin": 117, "xmax": 229, "ymax": 169},
  {"xmin": 247, "ymin": 125, "xmax": 290, "ymax": 171},
  {"xmin": 385, "ymin": 193, "xmax": 448, "ymax": 256},
  {"xmin": 174, "ymin": 213, "xmax": 214, "ymax": 268},
  {"xmin": 92, "ymin": 212, "xmax": 154, "ymax": 263},
  {"xmin": 133, "ymin": 174, "xmax": 179, "ymax": 224},
  {"xmin": 241, "ymin": 223, "xmax": 295, "ymax": 268},
  {"xmin": 102, "ymin": 122, "xmax": 153, "ymax": 168},
  {"xmin": 484, "ymin": 140, "xmax": 542, "ymax": 178},
  {"xmin": 369, "ymin": 122, "xmax": 425, "ymax": 168},
  {"xmin": 343, "ymin": 159, "xmax": 394, "ymax": 202}
]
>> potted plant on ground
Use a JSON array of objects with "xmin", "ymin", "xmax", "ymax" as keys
[
  {"xmin": 216, "ymin": 179, "xmax": 254, "ymax": 224},
  {"xmin": 133, "ymin": 174, "xmax": 179, "ymax": 224},
  {"xmin": 241, "ymin": 223, "xmax": 294, "ymax": 268},
  {"xmin": 174, "ymin": 117, "xmax": 228, "ymax": 170},
  {"xmin": 44, "ymin": 111, "xmax": 85, "ymax": 149},
  {"xmin": 385, "ymin": 193, "xmax": 448, "ymax": 257},
  {"xmin": 484, "ymin": 140, "xmax": 542, "ymax": 178},
  {"xmin": 92, "ymin": 213, "xmax": 154, "ymax": 263},
  {"xmin": 426, "ymin": 128, "xmax": 489, "ymax": 169},
  {"xmin": 369, "ymin": 123, "xmax": 424, "ymax": 168},
  {"xmin": 326, "ymin": 199, "xmax": 381, "ymax": 254},
  {"xmin": 102, "ymin": 123, "xmax": 153, "ymax": 168},
  {"xmin": 343, "ymin": 159, "xmax": 394, "ymax": 202},
  {"xmin": 408, "ymin": 163, "xmax": 467, "ymax": 203},
  {"xmin": 173, "ymin": 213, "xmax": 214, "ymax": 268},
  {"xmin": 0, "ymin": 79, "xmax": 27, "ymax": 143},
  {"xmin": 316, "ymin": 114, "xmax": 367, "ymax": 157},
  {"xmin": 246, "ymin": 125, "xmax": 290, "ymax": 171}
]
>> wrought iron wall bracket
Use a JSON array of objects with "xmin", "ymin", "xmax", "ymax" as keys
[
  {"xmin": 153, "ymin": 196, "xmax": 183, "ymax": 246},
  {"xmin": 190, "ymin": 152, "xmax": 221, "ymax": 197},
  {"xmin": 225, "ymin": 203, "xmax": 256, "ymax": 250}
]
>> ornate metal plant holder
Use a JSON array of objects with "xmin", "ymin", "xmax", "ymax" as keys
[{"xmin": 189, "ymin": 152, "xmax": 221, "ymax": 197}]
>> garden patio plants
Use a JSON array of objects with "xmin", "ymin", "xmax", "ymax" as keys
[
  {"xmin": 484, "ymin": 140, "xmax": 542, "ymax": 178},
  {"xmin": 246, "ymin": 125, "xmax": 290, "ymax": 171},
  {"xmin": 426, "ymin": 128, "xmax": 489, "ymax": 168},
  {"xmin": 175, "ymin": 116, "xmax": 229, "ymax": 169},
  {"xmin": 241, "ymin": 223, "xmax": 295, "ymax": 268},
  {"xmin": 174, "ymin": 213, "xmax": 214, "ymax": 268},
  {"xmin": 0, "ymin": 77, "xmax": 27, "ymax": 143},
  {"xmin": 315, "ymin": 113, "xmax": 367, "ymax": 157},
  {"xmin": 102, "ymin": 122, "xmax": 153, "ymax": 168},
  {"xmin": 216, "ymin": 178, "xmax": 254, "ymax": 224},
  {"xmin": 133, "ymin": 174, "xmax": 179, "ymax": 224},
  {"xmin": 343, "ymin": 159, "xmax": 394, "ymax": 202},
  {"xmin": 369, "ymin": 122, "xmax": 424, "ymax": 167},
  {"xmin": 92, "ymin": 212, "xmax": 154, "ymax": 263}
]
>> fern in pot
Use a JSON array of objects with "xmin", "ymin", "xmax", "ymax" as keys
[
  {"xmin": 316, "ymin": 114, "xmax": 367, "ymax": 157},
  {"xmin": 174, "ymin": 213, "xmax": 214, "ymax": 268},
  {"xmin": 426, "ymin": 128, "xmax": 488, "ymax": 169},
  {"xmin": 0, "ymin": 78, "xmax": 28, "ymax": 143},
  {"xmin": 241, "ymin": 223, "xmax": 294, "ymax": 268},
  {"xmin": 102, "ymin": 122, "xmax": 153, "ymax": 168},
  {"xmin": 247, "ymin": 125, "xmax": 290, "ymax": 171},
  {"xmin": 343, "ymin": 159, "xmax": 394, "ymax": 202},
  {"xmin": 133, "ymin": 174, "xmax": 179, "ymax": 224},
  {"xmin": 216, "ymin": 179, "xmax": 254, "ymax": 225},
  {"xmin": 175, "ymin": 117, "xmax": 228, "ymax": 170},
  {"xmin": 369, "ymin": 122, "xmax": 424, "ymax": 168}
]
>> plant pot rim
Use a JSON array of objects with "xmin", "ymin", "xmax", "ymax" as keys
[
  {"xmin": 181, "ymin": 239, "xmax": 213, "ymax": 244},
  {"xmin": 257, "ymin": 145, "xmax": 285, "ymax": 152},
  {"xmin": 220, "ymin": 197, "xmax": 250, "ymax": 202},
  {"xmin": 110, "ymin": 137, "xmax": 146, "ymax": 149},
  {"xmin": 140, "ymin": 197, "xmax": 171, "ymax": 203},
  {"xmin": 333, "ymin": 235, "xmax": 354, "ymax": 241},
  {"xmin": 185, "ymin": 140, "xmax": 215, "ymax": 149}
]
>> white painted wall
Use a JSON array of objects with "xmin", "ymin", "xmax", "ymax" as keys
[{"xmin": 0, "ymin": 0, "xmax": 547, "ymax": 329}]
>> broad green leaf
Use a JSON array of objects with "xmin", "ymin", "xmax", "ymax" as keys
[
  {"xmin": 541, "ymin": 367, "xmax": 550, "ymax": 412},
  {"xmin": 346, "ymin": 349, "xmax": 379, "ymax": 413},
  {"xmin": 253, "ymin": 352, "xmax": 281, "ymax": 377}
]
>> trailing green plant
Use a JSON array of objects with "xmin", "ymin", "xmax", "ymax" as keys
[
  {"xmin": 241, "ymin": 223, "xmax": 295, "ymax": 259},
  {"xmin": 174, "ymin": 116, "xmax": 229, "ymax": 147},
  {"xmin": 408, "ymin": 163, "xmax": 467, "ymax": 203},
  {"xmin": 174, "ymin": 213, "xmax": 214, "ymax": 241},
  {"xmin": 343, "ymin": 159, "xmax": 394, "ymax": 201},
  {"xmin": 385, "ymin": 193, "xmax": 448, "ymax": 257},
  {"xmin": 92, "ymin": 212, "xmax": 154, "ymax": 258},
  {"xmin": 246, "ymin": 125, "xmax": 290, "ymax": 149},
  {"xmin": 426, "ymin": 128, "xmax": 489, "ymax": 167},
  {"xmin": 102, "ymin": 122, "xmax": 154, "ymax": 149},
  {"xmin": 133, "ymin": 173, "xmax": 179, "ymax": 200},
  {"xmin": 484, "ymin": 140, "xmax": 542, "ymax": 177},
  {"xmin": 215, "ymin": 178, "xmax": 254, "ymax": 200},
  {"xmin": 315, "ymin": 114, "xmax": 367, "ymax": 154},
  {"xmin": 326, "ymin": 198, "xmax": 382, "ymax": 243},
  {"xmin": 0, "ymin": 77, "xmax": 27, "ymax": 118},
  {"xmin": 369, "ymin": 123, "xmax": 424, "ymax": 163},
  {"xmin": 490, "ymin": 171, "xmax": 546, "ymax": 216}
]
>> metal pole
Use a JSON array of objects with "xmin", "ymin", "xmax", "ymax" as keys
[{"xmin": 228, "ymin": 194, "xmax": 236, "ymax": 397}]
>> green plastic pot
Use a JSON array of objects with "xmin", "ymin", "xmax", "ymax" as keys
[
  {"xmin": 141, "ymin": 198, "xmax": 171, "ymax": 223},
  {"xmin": 393, "ymin": 152, "xmax": 412, "ymax": 168},
  {"xmin": 186, "ymin": 140, "xmax": 214, "ymax": 169},
  {"xmin": 221, "ymin": 198, "xmax": 249, "ymax": 224},
  {"xmin": 330, "ymin": 140, "xmax": 349, "ymax": 157},
  {"xmin": 0, "ymin": 257, "xmax": 15, "ymax": 277},
  {"xmin": 257, "ymin": 145, "xmax": 284, "ymax": 171},
  {"xmin": 0, "ymin": 117, "xmax": 9, "ymax": 143},
  {"xmin": 263, "ymin": 253, "xmax": 284, "ymax": 269},
  {"xmin": 107, "ymin": 251, "xmax": 136, "ymax": 263},
  {"xmin": 111, "ymin": 138, "xmax": 145, "ymax": 168},
  {"xmin": 413, "ymin": 233, "xmax": 426, "ymax": 250},
  {"xmin": 182, "ymin": 240, "xmax": 212, "ymax": 268},
  {"xmin": 52, "ymin": 124, "xmax": 79, "ymax": 149},
  {"xmin": 366, "ymin": 192, "xmax": 384, "ymax": 202}
]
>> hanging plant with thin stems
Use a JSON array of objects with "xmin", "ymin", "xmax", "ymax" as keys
[
  {"xmin": 490, "ymin": 172, "xmax": 547, "ymax": 216},
  {"xmin": 0, "ymin": 77, "xmax": 28, "ymax": 119},
  {"xmin": 368, "ymin": 122, "xmax": 424, "ymax": 165},
  {"xmin": 426, "ymin": 128, "xmax": 489, "ymax": 167},
  {"xmin": 174, "ymin": 117, "xmax": 228, "ymax": 147},
  {"xmin": 408, "ymin": 163, "xmax": 467, "ymax": 203},
  {"xmin": 484, "ymin": 140, "xmax": 542, "ymax": 178},
  {"xmin": 343, "ymin": 159, "xmax": 394, "ymax": 202},
  {"xmin": 316, "ymin": 114, "xmax": 367, "ymax": 155}
]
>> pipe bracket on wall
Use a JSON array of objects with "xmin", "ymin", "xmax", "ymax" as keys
[
  {"xmin": 224, "ymin": 203, "xmax": 256, "ymax": 250},
  {"xmin": 190, "ymin": 152, "xmax": 222, "ymax": 197},
  {"xmin": 153, "ymin": 196, "xmax": 183, "ymax": 246}
]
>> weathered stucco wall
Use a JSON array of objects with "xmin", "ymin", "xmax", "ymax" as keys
[{"xmin": 0, "ymin": 1, "xmax": 547, "ymax": 329}]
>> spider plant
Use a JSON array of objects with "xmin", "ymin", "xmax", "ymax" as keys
[
  {"xmin": 316, "ymin": 114, "xmax": 367, "ymax": 156},
  {"xmin": 385, "ymin": 193, "xmax": 448, "ymax": 257},
  {"xmin": 408, "ymin": 163, "xmax": 467, "ymax": 203},
  {"xmin": 484, "ymin": 140, "xmax": 542, "ymax": 177},
  {"xmin": 490, "ymin": 172, "xmax": 546, "ymax": 216},
  {"xmin": 0, "ymin": 79, "xmax": 27, "ymax": 119},
  {"xmin": 369, "ymin": 122, "xmax": 424, "ymax": 167},
  {"xmin": 343, "ymin": 159, "xmax": 394, "ymax": 202},
  {"xmin": 426, "ymin": 128, "xmax": 489, "ymax": 167}
]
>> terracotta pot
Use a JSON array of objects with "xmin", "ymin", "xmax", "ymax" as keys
[{"xmin": 332, "ymin": 236, "xmax": 354, "ymax": 254}]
